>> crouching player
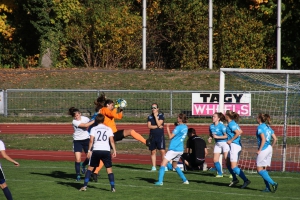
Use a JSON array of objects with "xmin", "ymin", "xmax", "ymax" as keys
[{"xmin": 79, "ymin": 114, "xmax": 117, "ymax": 192}]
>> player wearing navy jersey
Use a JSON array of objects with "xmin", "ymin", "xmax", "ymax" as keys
[
  {"xmin": 0, "ymin": 139, "xmax": 19, "ymax": 200},
  {"xmin": 79, "ymin": 113, "xmax": 117, "ymax": 192},
  {"xmin": 225, "ymin": 110, "xmax": 251, "ymax": 189},
  {"xmin": 208, "ymin": 112, "xmax": 229, "ymax": 177},
  {"xmin": 147, "ymin": 103, "xmax": 166, "ymax": 171},
  {"xmin": 154, "ymin": 113, "xmax": 189, "ymax": 186},
  {"xmin": 69, "ymin": 107, "xmax": 95, "ymax": 181},
  {"xmin": 256, "ymin": 113, "xmax": 278, "ymax": 193},
  {"xmin": 181, "ymin": 128, "xmax": 208, "ymax": 170}
]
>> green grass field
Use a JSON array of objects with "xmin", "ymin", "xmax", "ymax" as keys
[{"xmin": 2, "ymin": 159, "xmax": 300, "ymax": 200}]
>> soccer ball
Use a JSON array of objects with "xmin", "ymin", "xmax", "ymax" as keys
[
  {"xmin": 115, "ymin": 98, "xmax": 127, "ymax": 108},
  {"xmin": 120, "ymin": 99, "xmax": 127, "ymax": 108}
]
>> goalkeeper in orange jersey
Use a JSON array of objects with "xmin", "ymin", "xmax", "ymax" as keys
[{"xmin": 90, "ymin": 94, "xmax": 148, "ymax": 181}]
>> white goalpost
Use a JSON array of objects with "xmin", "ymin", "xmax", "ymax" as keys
[{"xmin": 219, "ymin": 68, "xmax": 300, "ymax": 172}]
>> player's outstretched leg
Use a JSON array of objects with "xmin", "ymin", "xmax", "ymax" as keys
[{"xmin": 124, "ymin": 129, "xmax": 146, "ymax": 145}]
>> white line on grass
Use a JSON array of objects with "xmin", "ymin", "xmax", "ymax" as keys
[
  {"xmin": 4, "ymin": 165, "xmax": 300, "ymax": 180},
  {"xmin": 7, "ymin": 179, "xmax": 300, "ymax": 200}
]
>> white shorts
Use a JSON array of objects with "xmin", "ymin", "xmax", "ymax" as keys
[
  {"xmin": 165, "ymin": 150, "xmax": 183, "ymax": 162},
  {"xmin": 214, "ymin": 142, "xmax": 230, "ymax": 154},
  {"xmin": 256, "ymin": 145, "xmax": 273, "ymax": 167},
  {"xmin": 228, "ymin": 143, "xmax": 241, "ymax": 162}
]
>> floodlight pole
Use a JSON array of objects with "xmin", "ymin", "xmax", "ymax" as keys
[
  {"xmin": 142, "ymin": 0, "xmax": 147, "ymax": 70},
  {"xmin": 277, "ymin": 0, "xmax": 281, "ymax": 70},
  {"xmin": 208, "ymin": 0, "xmax": 213, "ymax": 70}
]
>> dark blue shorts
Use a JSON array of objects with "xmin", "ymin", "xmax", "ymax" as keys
[
  {"xmin": 149, "ymin": 133, "xmax": 165, "ymax": 151},
  {"xmin": 73, "ymin": 139, "xmax": 90, "ymax": 153},
  {"xmin": 89, "ymin": 151, "xmax": 112, "ymax": 168},
  {"xmin": 0, "ymin": 167, "xmax": 5, "ymax": 184}
]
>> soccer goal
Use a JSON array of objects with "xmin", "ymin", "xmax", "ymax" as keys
[{"xmin": 219, "ymin": 68, "xmax": 300, "ymax": 172}]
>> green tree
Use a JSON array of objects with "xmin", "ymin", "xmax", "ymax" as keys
[{"xmin": 64, "ymin": 0, "xmax": 142, "ymax": 68}]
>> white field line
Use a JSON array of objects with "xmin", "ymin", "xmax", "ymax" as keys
[{"xmin": 6, "ymin": 178, "xmax": 300, "ymax": 200}]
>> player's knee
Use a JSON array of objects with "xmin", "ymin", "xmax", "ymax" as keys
[
  {"xmin": 124, "ymin": 129, "xmax": 132, "ymax": 136},
  {"xmin": 0, "ymin": 182, "xmax": 7, "ymax": 189}
]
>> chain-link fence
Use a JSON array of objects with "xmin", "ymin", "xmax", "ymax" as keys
[{"xmin": 1, "ymin": 89, "xmax": 211, "ymax": 118}]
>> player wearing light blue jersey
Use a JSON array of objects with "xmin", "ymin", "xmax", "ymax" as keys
[
  {"xmin": 154, "ymin": 113, "xmax": 189, "ymax": 186},
  {"xmin": 225, "ymin": 110, "xmax": 251, "ymax": 189},
  {"xmin": 256, "ymin": 113, "xmax": 278, "ymax": 193},
  {"xmin": 208, "ymin": 112, "xmax": 229, "ymax": 177}
]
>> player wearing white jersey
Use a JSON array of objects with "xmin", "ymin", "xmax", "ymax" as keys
[
  {"xmin": 79, "ymin": 113, "xmax": 117, "ymax": 192},
  {"xmin": 69, "ymin": 107, "xmax": 95, "ymax": 181},
  {"xmin": 256, "ymin": 113, "xmax": 278, "ymax": 193},
  {"xmin": 0, "ymin": 139, "xmax": 19, "ymax": 200}
]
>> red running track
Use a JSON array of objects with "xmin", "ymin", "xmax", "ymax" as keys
[
  {"xmin": 1, "ymin": 123, "xmax": 299, "ymax": 136},
  {"xmin": 1, "ymin": 123, "xmax": 300, "ymax": 169}
]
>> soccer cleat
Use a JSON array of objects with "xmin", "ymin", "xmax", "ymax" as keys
[
  {"xmin": 92, "ymin": 173, "xmax": 98, "ymax": 182},
  {"xmin": 229, "ymin": 174, "xmax": 233, "ymax": 178},
  {"xmin": 262, "ymin": 188, "xmax": 271, "ymax": 192},
  {"xmin": 111, "ymin": 187, "xmax": 116, "ymax": 192},
  {"xmin": 76, "ymin": 175, "xmax": 81, "ymax": 181},
  {"xmin": 271, "ymin": 182, "xmax": 278, "ymax": 193},
  {"xmin": 79, "ymin": 186, "xmax": 87, "ymax": 191},
  {"xmin": 154, "ymin": 182, "xmax": 163, "ymax": 186},
  {"xmin": 215, "ymin": 174, "xmax": 224, "ymax": 178},
  {"xmin": 229, "ymin": 179, "xmax": 239, "ymax": 187},
  {"xmin": 183, "ymin": 180, "xmax": 189, "ymax": 184},
  {"xmin": 151, "ymin": 166, "xmax": 157, "ymax": 171},
  {"xmin": 240, "ymin": 180, "xmax": 251, "ymax": 189}
]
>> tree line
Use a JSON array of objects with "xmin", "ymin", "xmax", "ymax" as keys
[{"xmin": 0, "ymin": 0, "xmax": 299, "ymax": 69}]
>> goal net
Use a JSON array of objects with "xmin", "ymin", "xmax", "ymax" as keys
[{"xmin": 219, "ymin": 68, "xmax": 300, "ymax": 172}]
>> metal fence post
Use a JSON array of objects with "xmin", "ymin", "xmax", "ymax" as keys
[
  {"xmin": 4, "ymin": 89, "xmax": 7, "ymax": 117},
  {"xmin": 170, "ymin": 91, "xmax": 173, "ymax": 117},
  {"xmin": 282, "ymin": 74, "xmax": 289, "ymax": 172}
]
